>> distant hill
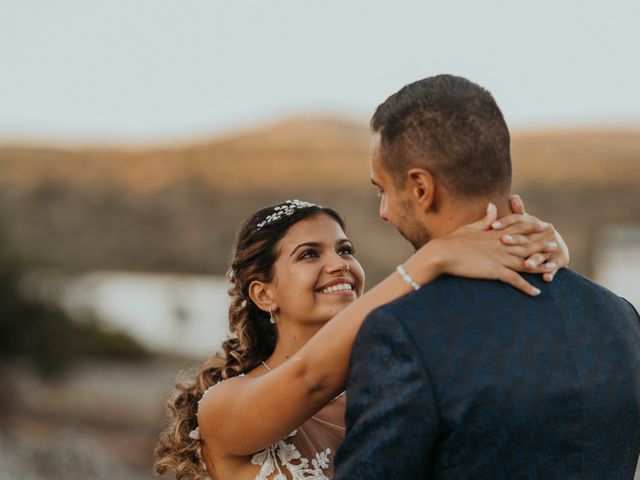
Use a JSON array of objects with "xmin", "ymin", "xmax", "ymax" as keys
[
  {"xmin": 0, "ymin": 118, "xmax": 639, "ymax": 282},
  {"xmin": 1, "ymin": 118, "xmax": 639, "ymax": 194},
  {"xmin": 0, "ymin": 118, "xmax": 371, "ymax": 193},
  {"xmin": 511, "ymin": 129, "xmax": 640, "ymax": 188}
]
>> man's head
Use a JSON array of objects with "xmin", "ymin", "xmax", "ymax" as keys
[{"xmin": 370, "ymin": 74, "xmax": 512, "ymax": 248}]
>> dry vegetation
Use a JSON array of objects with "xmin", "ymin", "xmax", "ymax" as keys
[{"xmin": 0, "ymin": 118, "xmax": 639, "ymax": 282}]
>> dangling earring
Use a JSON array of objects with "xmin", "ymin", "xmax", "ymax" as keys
[{"xmin": 269, "ymin": 307, "xmax": 276, "ymax": 325}]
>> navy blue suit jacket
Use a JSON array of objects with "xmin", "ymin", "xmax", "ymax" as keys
[{"xmin": 334, "ymin": 269, "xmax": 640, "ymax": 479}]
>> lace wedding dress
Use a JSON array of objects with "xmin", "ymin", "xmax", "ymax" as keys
[{"xmin": 190, "ymin": 374, "xmax": 345, "ymax": 480}]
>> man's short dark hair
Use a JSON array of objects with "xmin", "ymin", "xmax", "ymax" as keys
[{"xmin": 371, "ymin": 74, "xmax": 512, "ymax": 198}]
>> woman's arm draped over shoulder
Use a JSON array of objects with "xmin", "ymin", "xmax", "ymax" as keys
[
  {"xmin": 197, "ymin": 204, "xmax": 567, "ymax": 456},
  {"xmin": 197, "ymin": 235, "xmax": 440, "ymax": 455}
]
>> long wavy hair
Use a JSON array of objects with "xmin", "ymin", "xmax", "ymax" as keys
[{"xmin": 153, "ymin": 201, "xmax": 345, "ymax": 479}]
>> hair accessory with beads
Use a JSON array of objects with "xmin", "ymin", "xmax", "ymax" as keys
[{"xmin": 255, "ymin": 199, "xmax": 317, "ymax": 230}]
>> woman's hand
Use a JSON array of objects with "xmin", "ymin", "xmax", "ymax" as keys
[
  {"xmin": 491, "ymin": 194, "xmax": 570, "ymax": 282},
  {"xmin": 418, "ymin": 203, "xmax": 550, "ymax": 296},
  {"xmin": 406, "ymin": 196, "xmax": 570, "ymax": 296}
]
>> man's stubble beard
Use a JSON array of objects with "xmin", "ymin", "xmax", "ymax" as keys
[
  {"xmin": 396, "ymin": 199, "xmax": 431, "ymax": 251},
  {"xmin": 403, "ymin": 224, "xmax": 431, "ymax": 252}
]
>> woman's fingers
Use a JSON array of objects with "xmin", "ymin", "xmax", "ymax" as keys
[
  {"xmin": 491, "ymin": 213, "xmax": 528, "ymax": 230},
  {"xmin": 518, "ymin": 225, "xmax": 569, "ymax": 270},
  {"xmin": 522, "ymin": 260, "xmax": 557, "ymax": 274},
  {"xmin": 491, "ymin": 209, "xmax": 549, "ymax": 232},
  {"xmin": 444, "ymin": 204, "xmax": 562, "ymax": 295},
  {"xmin": 550, "ymin": 231, "xmax": 570, "ymax": 268},
  {"xmin": 521, "ymin": 256, "xmax": 559, "ymax": 283},
  {"xmin": 502, "ymin": 228, "xmax": 558, "ymax": 246},
  {"xmin": 545, "ymin": 250, "xmax": 565, "ymax": 268},
  {"xmin": 499, "ymin": 221, "xmax": 552, "ymax": 239},
  {"xmin": 498, "ymin": 253, "xmax": 553, "ymax": 273},
  {"xmin": 541, "ymin": 250, "xmax": 563, "ymax": 282},
  {"xmin": 501, "ymin": 233, "xmax": 532, "ymax": 246},
  {"xmin": 509, "ymin": 194, "xmax": 527, "ymax": 215},
  {"xmin": 468, "ymin": 203, "xmax": 497, "ymax": 231},
  {"xmin": 497, "ymin": 268, "xmax": 541, "ymax": 296},
  {"xmin": 523, "ymin": 253, "xmax": 551, "ymax": 270},
  {"xmin": 506, "ymin": 240, "xmax": 559, "ymax": 258},
  {"xmin": 483, "ymin": 203, "xmax": 498, "ymax": 229}
]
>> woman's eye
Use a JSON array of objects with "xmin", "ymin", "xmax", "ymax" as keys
[
  {"xmin": 299, "ymin": 249, "xmax": 318, "ymax": 260},
  {"xmin": 338, "ymin": 245, "xmax": 355, "ymax": 256}
]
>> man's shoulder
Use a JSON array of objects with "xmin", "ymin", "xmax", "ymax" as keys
[
  {"xmin": 377, "ymin": 273, "xmax": 506, "ymax": 317},
  {"xmin": 552, "ymin": 268, "xmax": 637, "ymax": 309},
  {"xmin": 378, "ymin": 268, "xmax": 634, "ymax": 321},
  {"xmin": 365, "ymin": 274, "xmax": 482, "ymax": 336}
]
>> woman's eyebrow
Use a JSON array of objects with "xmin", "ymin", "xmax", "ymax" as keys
[
  {"xmin": 290, "ymin": 242, "xmax": 321, "ymax": 257},
  {"xmin": 290, "ymin": 239, "xmax": 351, "ymax": 257}
]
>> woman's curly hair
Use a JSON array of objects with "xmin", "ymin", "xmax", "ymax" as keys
[{"xmin": 153, "ymin": 201, "xmax": 345, "ymax": 479}]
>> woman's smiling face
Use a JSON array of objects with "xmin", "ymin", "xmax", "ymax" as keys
[{"xmin": 269, "ymin": 213, "xmax": 365, "ymax": 325}]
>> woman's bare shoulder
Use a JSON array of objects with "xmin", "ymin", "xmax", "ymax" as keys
[
  {"xmin": 199, "ymin": 373, "xmax": 247, "ymax": 413},
  {"xmin": 198, "ymin": 365, "xmax": 267, "ymax": 420}
]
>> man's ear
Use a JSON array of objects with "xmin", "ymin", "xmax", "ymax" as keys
[
  {"xmin": 248, "ymin": 280, "xmax": 276, "ymax": 314},
  {"xmin": 406, "ymin": 168, "xmax": 436, "ymax": 210}
]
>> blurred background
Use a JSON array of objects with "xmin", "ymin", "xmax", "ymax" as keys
[{"xmin": 1, "ymin": 1, "xmax": 639, "ymax": 478}]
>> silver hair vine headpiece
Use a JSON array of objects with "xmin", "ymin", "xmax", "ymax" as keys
[{"xmin": 255, "ymin": 199, "xmax": 318, "ymax": 231}]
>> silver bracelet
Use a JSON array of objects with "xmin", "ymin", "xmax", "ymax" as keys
[{"xmin": 396, "ymin": 264, "xmax": 421, "ymax": 291}]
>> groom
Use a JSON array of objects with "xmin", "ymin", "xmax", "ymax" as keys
[{"xmin": 334, "ymin": 75, "xmax": 640, "ymax": 478}]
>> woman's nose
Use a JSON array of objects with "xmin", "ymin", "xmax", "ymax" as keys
[{"xmin": 326, "ymin": 254, "xmax": 350, "ymax": 274}]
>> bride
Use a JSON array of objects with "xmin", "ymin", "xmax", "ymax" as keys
[{"xmin": 154, "ymin": 197, "xmax": 568, "ymax": 479}]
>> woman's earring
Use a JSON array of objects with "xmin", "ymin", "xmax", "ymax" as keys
[{"xmin": 269, "ymin": 307, "xmax": 276, "ymax": 325}]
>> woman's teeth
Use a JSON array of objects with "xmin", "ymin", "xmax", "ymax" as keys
[{"xmin": 321, "ymin": 283, "xmax": 353, "ymax": 294}]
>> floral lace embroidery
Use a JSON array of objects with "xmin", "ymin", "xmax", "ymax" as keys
[{"xmin": 250, "ymin": 430, "xmax": 332, "ymax": 480}]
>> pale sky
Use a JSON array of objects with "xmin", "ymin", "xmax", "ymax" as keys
[{"xmin": 1, "ymin": 0, "xmax": 639, "ymax": 142}]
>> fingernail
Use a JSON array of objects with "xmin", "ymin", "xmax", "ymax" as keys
[
  {"xmin": 491, "ymin": 221, "xmax": 502, "ymax": 229},
  {"xmin": 486, "ymin": 203, "xmax": 494, "ymax": 215},
  {"xmin": 526, "ymin": 259, "xmax": 536, "ymax": 268},
  {"xmin": 545, "ymin": 262, "xmax": 557, "ymax": 269},
  {"xmin": 531, "ymin": 287, "xmax": 541, "ymax": 296},
  {"xmin": 502, "ymin": 234, "xmax": 513, "ymax": 243},
  {"xmin": 546, "ymin": 242, "xmax": 558, "ymax": 250},
  {"xmin": 538, "ymin": 222, "xmax": 549, "ymax": 230}
]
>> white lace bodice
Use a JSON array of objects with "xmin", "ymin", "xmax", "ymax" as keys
[
  {"xmin": 249, "ymin": 429, "xmax": 332, "ymax": 480},
  {"xmin": 191, "ymin": 376, "xmax": 345, "ymax": 480}
]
